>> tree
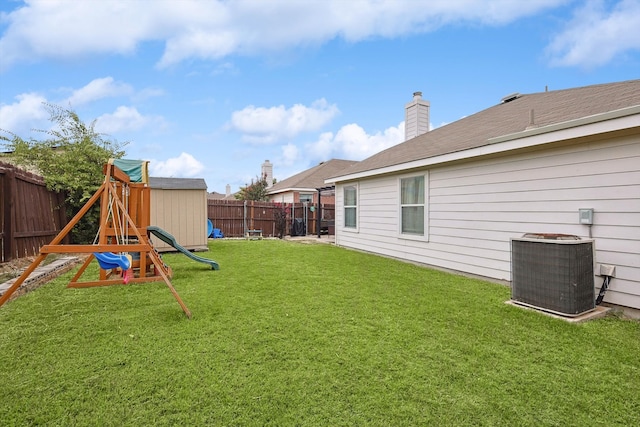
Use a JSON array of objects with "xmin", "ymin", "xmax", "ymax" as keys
[
  {"xmin": 235, "ymin": 174, "xmax": 270, "ymax": 201},
  {"xmin": 1, "ymin": 104, "xmax": 127, "ymax": 243},
  {"xmin": 273, "ymin": 203, "xmax": 289, "ymax": 239}
]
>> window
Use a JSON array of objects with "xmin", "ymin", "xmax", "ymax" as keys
[
  {"xmin": 299, "ymin": 193, "xmax": 313, "ymax": 203},
  {"xmin": 400, "ymin": 175, "xmax": 425, "ymax": 235},
  {"xmin": 344, "ymin": 185, "xmax": 357, "ymax": 228}
]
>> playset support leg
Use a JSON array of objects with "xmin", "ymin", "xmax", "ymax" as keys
[{"xmin": 0, "ymin": 253, "xmax": 48, "ymax": 307}]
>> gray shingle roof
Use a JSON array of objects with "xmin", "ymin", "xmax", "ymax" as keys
[
  {"xmin": 268, "ymin": 159, "xmax": 359, "ymax": 193},
  {"xmin": 208, "ymin": 191, "xmax": 236, "ymax": 200},
  {"xmin": 149, "ymin": 177, "xmax": 207, "ymax": 190},
  {"xmin": 332, "ymin": 79, "xmax": 640, "ymax": 179}
]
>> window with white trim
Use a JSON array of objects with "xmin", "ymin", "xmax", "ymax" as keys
[
  {"xmin": 400, "ymin": 175, "xmax": 425, "ymax": 235},
  {"xmin": 344, "ymin": 185, "xmax": 357, "ymax": 228}
]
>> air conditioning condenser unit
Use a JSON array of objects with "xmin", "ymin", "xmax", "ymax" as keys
[{"xmin": 511, "ymin": 234, "xmax": 595, "ymax": 317}]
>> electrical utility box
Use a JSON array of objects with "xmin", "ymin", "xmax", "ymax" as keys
[{"xmin": 579, "ymin": 208, "xmax": 594, "ymax": 225}]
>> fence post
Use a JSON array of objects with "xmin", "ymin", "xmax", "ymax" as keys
[
  {"xmin": 250, "ymin": 201, "xmax": 255, "ymax": 232},
  {"xmin": 3, "ymin": 168, "xmax": 16, "ymax": 261}
]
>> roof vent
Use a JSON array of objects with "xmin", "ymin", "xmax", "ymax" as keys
[{"xmin": 501, "ymin": 92, "xmax": 521, "ymax": 103}]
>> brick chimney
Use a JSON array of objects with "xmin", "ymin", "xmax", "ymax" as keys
[
  {"xmin": 261, "ymin": 160, "xmax": 273, "ymax": 188},
  {"xmin": 405, "ymin": 91, "xmax": 430, "ymax": 140}
]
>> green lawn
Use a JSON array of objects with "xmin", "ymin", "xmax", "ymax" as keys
[{"xmin": 1, "ymin": 239, "xmax": 638, "ymax": 426}]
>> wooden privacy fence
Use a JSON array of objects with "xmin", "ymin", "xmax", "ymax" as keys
[
  {"xmin": 207, "ymin": 200, "xmax": 335, "ymax": 238},
  {"xmin": 0, "ymin": 162, "xmax": 67, "ymax": 262}
]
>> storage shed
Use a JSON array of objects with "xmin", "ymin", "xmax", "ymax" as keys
[{"xmin": 149, "ymin": 177, "xmax": 208, "ymax": 252}]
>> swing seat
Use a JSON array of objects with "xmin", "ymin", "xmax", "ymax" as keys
[{"xmin": 94, "ymin": 252, "xmax": 132, "ymax": 270}]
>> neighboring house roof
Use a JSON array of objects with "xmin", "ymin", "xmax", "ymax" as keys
[
  {"xmin": 267, "ymin": 159, "xmax": 359, "ymax": 194},
  {"xmin": 329, "ymin": 79, "xmax": 640, "ymax": 181},
  {"xmin": 149, "ymin": 177, "xmax": 207, "ymax": 190},
  {"xmin": 208, "ymin": 191, "xmax": 237, "ymax": 200}
]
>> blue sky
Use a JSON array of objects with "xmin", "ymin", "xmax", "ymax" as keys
[{"xmin": 1, "ymin": 0, "xmax": 639, "ymax": 193}]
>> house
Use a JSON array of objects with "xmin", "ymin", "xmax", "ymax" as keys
[
  {"xmin": 327, "ymin": 80, "xmax": 640, "ymax": 315},
  {"xmin": 208, "ymin": 184, "xmax": 237, "ymax": 200},
  {"xmin": 267, "ymin": 159, "xmax": 359, "ymax": 204},
  {"xmin": 149, "ymin": 177, "xmax": 209, "ymax": 252}
]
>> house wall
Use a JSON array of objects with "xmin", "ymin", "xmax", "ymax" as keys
[
  {"xmin": 336, "ymin": 134, "xmax": 640, "ymax": 310},
  {"xmin": 268, "ymin": 192, "xmax": 295, "ymax": 203},
  {"xmin": 319, "ymin": 195, "xmax": 336, "ymax": 205},
  {"xmin": 150, "ymin": 188, "xmax": 208, "ymax": 252},
  {"xmin": 268, "ymin": 191, "xmax": 336, "ymax": 204}
]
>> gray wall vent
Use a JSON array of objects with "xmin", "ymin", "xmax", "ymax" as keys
[{"xmin": 511, "ymin": 235, "xmax": 595, "ymax": 316}]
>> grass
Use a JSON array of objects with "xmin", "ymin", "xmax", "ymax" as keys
[{"xmin": 1, "ymin": 239, "xmax": 639, "ymax": 426}]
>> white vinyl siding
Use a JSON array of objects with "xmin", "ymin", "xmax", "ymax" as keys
[{"xmin": 336, "ymin": 134, "xmax": 640, "ymax": 311}]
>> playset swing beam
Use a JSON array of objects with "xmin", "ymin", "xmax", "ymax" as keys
[{"xmin": 0, "ymin": 161, "xmax": 192, "ymax": 318}]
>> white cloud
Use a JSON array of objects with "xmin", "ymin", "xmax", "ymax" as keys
[
  {"xmin": 306, "ymin": 121, "xmax": 405, "ymax": 162},
  {"xmin": 149, "ymin": 152, "xmax": 205, "ymax": 177},
  {"xmin": 0, "ymin": 0, "xmax": 572, "ymax": 71},
  {"xmin": 95, "ymin": 106, "xmax": 165, "ymax": 134},
  {"xmin": 0, "ymin": 92, "xmax": 48, "ymax": 135},
  {"xmin": 0, "ymin": 0, "xmax": 169, "ymax": 71},
  {"xmin": 132, "ymin": 87, "xmax": 166, "ymax": 102},
  {"xmin": 546, "ymin": 0, "xmax": 640, "ymax": 68},
  {"xmin": 230, "ymin": 98, "xmax": 339, "ymax": 144},
  {"xmin": 65, "ymin": 77, "xmax": 132, "ymax": 106},
  {"xmin": 0, "ymin": 77, "xmax": 163, "ymax": 138},
  {"xmin": 279, "ymin": 143, "xmax": 301, "ymax": 167},
  {"xmin": 306, "ymin": 131, "xmax": 336, "ymax": 162}
]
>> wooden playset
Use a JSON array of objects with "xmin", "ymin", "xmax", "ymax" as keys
[{"xmin": 0, "ymin": 160, "xmax": 194, "ymax": 318}]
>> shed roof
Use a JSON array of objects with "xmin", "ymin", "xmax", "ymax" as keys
[
  {"xmin": 149, "ymin": 177, "xmax": 207, "ymax": 190},
  {"xmin": 330, "ymin": 79, "xmax": 640, "ymax": 180},
  {"xmin": 267, "ymin": 159, "xmax": 359, "ymax": 194}
]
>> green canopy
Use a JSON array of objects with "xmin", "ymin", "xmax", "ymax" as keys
[{"xmin": 111, "ymin": 159, "xmax": 149, "ymax": 183}]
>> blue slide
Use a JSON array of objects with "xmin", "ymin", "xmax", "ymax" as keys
[{"xmin": 148, "ymin": 226, "xmax": 219, "ymax": 270}]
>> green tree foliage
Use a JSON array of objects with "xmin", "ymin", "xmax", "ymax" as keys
[
  {"xmin": 1, "ymin": 104, "xmax": 127, "ymax": 243},
  {"xmin": 235, "ymin": 174, "xmax": 270, "ymax": 201}
]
